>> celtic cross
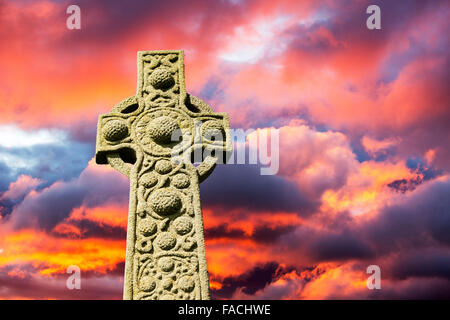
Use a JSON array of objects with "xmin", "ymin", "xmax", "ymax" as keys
[{"xmin": 95, "ymin": 50, "xmax": 231, "ymax": 300}]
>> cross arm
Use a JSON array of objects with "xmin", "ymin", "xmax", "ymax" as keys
[{"xmin": 95, "ymin": 96, "xmax": 145, "ymax": 176}]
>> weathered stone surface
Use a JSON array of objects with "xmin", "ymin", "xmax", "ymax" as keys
[{"xmin": 95, "ymin": 50, "xmax": 231, "ymax": 300}]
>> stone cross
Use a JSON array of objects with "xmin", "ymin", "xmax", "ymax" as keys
[{"xmin": 95, "ymin": 50, "xmax": 231, "ymax": 300}]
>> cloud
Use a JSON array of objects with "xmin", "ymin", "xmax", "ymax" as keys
[
  {"xmin": 390, "ymin": 249, "xmax": 450, "ymax": 281},
  {"xmin": 362, "ymin": 136, "xmax": 401, "ymax": 160},
  {"xmin": 207, "ymin": 0, "xmax": 450, "ymax": 169},
  {"xmin": 7, "ymin": 161, "xmax": 129, "ymax": 231},
  {"xmin": 0, "ymin": 227, "xmax": 126, "ymax": 281},
  {"xmin": 52, "ymin": 218, "xmax": 126, "ymax": 240},
  {"xmin": 0, "ymin": 175, "xmax": 41, "ymax": 201},
  {"xmin": 205, "ymin": 223, "xmax": 296, "ymax": 244},
  {"xmin": 202, "ymin": 121, "xmax": 360, "ymax": 216},
  {"xmin": 298, "ymin": 261, "xmax": 450, "ymax": 299},
  {"xmin": 211, "ymin": 262, "xmax": 293, "ymax": 299},
  {"xmin": 0, "ymin": 125, "xmax": 93, "ymax": 194},
  {"xmin": 202, "ymin": 163, "xmax": 318, "ymax": 214},
  {"xmin": 308, "ymin": 233, "xmax": 373, "ymax": 261},
  {"xmin": 281, "ymin": 175, "xmax": 450, "ymax": 265},
  {"xmin": 0, "ymin": 125, "xmax": 65, "ymax": 148},
  {"xmin": 0, "ymin": 266, "xmax": 123, "ymax": 299},
  {"xmin": 361, "ymin": 175, "xmax": 450, "ymax": 253},
  {"xmin": 0, "ymin": 175, "xmax": 41, "ymax": 218}
]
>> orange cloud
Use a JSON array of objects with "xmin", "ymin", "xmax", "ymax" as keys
[
  {"xmin": 300, "ymin": 262, "xmax": 367, "ymax": 299},
  {"xmin": 362, "ymin": 136, "xmax": 401, "ymax": 156},
  {"xmin": 0, "ymin": 229, "xmax": 125, "ymax": 276}
]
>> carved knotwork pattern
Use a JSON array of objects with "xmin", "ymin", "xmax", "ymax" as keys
[
  {"xmin": 140, "ymin": 52, "xmax": 182, "ymax": 108},
  {"xmin": 135, "ymin": 254, "xmax": 200, "ymax": 300}
]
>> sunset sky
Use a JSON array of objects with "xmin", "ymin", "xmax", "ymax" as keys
[{"xmin": 0, "ymin": 0, "xmax": 449, "ymax": 299}]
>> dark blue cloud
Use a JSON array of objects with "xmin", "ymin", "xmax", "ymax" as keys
[
  {"xmin": 391, "ymin": 249, "xmax": 450, "ymax": 280},
  {"xmin": 363, "ymin": 177, "xmax": 450, "ymax": 253},
  {"xmin": 211, "ymin": 262, "xmax": 294, "ymax": 299},
  {"xmin": 201, "ymin": 164, "xmax": 319, "ymax": 215},
  {"xmin": 308, "ymin": 233, "xmax": 373, "ymax": 261},
  {"xmin": 10, "ymin": 164, "xmax": 129, "ymax": 231},
  {"xmin": 204, "ymin": 223, "xmax": 296, "ymax": 244}
]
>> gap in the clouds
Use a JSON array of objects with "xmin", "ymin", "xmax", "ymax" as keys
[
  {"xmin": 406, "ymin": 157, "xmax": 442, "ymax": 181},
  {"xmin": 0, "ymin": 124, "xmax": 94, "ymax": 197},
  {"xmin": 350, "ymin": 141, "xmax": 372, "ymax": 163}
]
